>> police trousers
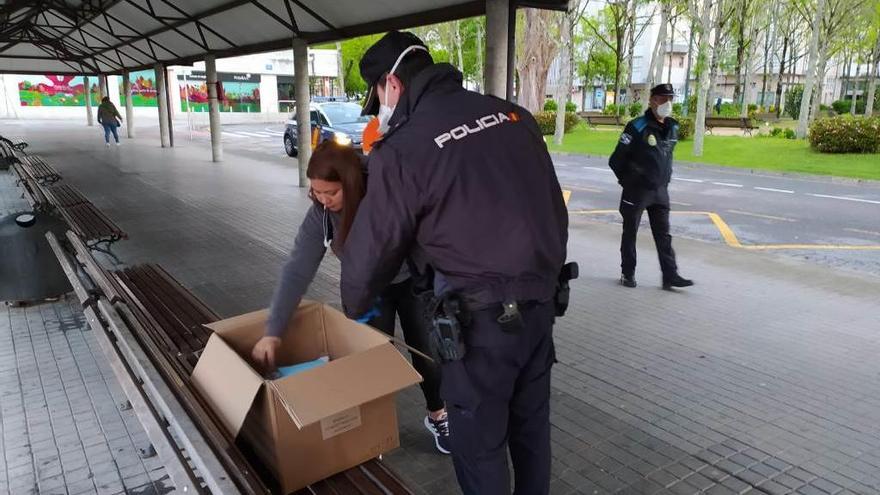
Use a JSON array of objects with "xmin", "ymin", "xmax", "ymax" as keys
[
  {"xmin": 441, "ymin": 301, "xmax": 556, "ymax": 495},
  {"xmin": 619, "ymin": 185, "xmax": 678, "ymax": 278}
]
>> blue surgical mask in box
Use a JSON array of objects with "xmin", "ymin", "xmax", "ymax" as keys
[{"xmin": 268, "ymin": 355, "xmax": 329, "ymax": 380}]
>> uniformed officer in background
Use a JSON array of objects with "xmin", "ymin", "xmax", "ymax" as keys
[
  {"xmin": 339, "ymin": 31, "xmax": 571, "ymax": 495},
  {"xmin": 609, "ymin": 83, "xmax": 694, "ymax": 290}
]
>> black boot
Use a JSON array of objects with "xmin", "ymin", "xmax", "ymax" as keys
[
  {"xmin": 663, "ymin": 274, "xmax": 694, "ymax": 290},
  {"xmin": 620, "ymin": 274, "xmax": 637, "ymax": 288}
]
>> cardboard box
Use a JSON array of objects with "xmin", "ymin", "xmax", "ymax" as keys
[{"xmin": 192, "ymin": 300, "xmax": 422, "ymax": 493}]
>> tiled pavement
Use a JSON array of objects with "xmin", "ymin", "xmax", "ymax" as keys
[{"xmin": 3, "ymin": 121, "xmax": 880, "ymax": 494}]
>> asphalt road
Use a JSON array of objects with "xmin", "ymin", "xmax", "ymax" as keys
[{"xmin": 201, "ymin": 123, "xmax": 880, "ymax": 276}]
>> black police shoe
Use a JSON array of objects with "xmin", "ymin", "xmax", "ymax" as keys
[
  {"xmin": 663, "ymin": 274, "xmax": 694, "ymax": 290},
  {"xmin": 620, "ymin": 274, "xmax": 637, "ymax": 288}
]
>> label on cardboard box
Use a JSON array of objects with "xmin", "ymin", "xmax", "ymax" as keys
[{"xmin": 320, "ymin": 406, "xmax": 362, "ymax": 440}]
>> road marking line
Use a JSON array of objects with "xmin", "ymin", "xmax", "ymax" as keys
[
  {"xmin": 671, "ymin": 201, "xmax": 692, "ymax": 207},
  {"xmin": 582, "ymin": 166, "xmax": 612, "ymax": 173},
  {"xmin": 712, "ymin": 182, "xmax": 743, "ymax": 188},
  {"xmin": 844, "ymin": 228, "xmax": 880, "ymax": 237},
  {"xmin": 222, "ymin": 131, "xmax": 247, "ymax": 138},
  {"xmin": 754, "ymin": 187, "xmax": 794, "ymax": 194},
  {"xmin": 570, "ymin": 209, "xmax": 880, "ymax": 251},
  {"xmin": 674, "ymin": 178, "xmax": 704, "ymax": 183},
  {"xmin": 570, "ymin": 209, "xmax": 618, "ymax": 215},
  {"xmin": 743, "ymin": 244, "xmax": 880, "ymax": 251},
  {"xmin": 252, "ymin": 131, "xmax": 278, "ymax": 137},
  {"xmin": 562, "ymin": 184, "xmax": 603, "ymax": 193},
  {"xmin": 706, "ymin": 212, "xmax": 743, "ymax": 248},
  {"xmin": 237, "ymin": 131, "xmax": 272, "ymax": 138},
  {"xmin": 726, "ymin": 209, "xmax": 797, "ymax": 222},
  {"xmin": 808, "ymin": 193, "xmax": 880, "ymax": 205}
]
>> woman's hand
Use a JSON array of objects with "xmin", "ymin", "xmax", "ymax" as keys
[{"xmin": 251, "ymin": 336, "xmax": 282, "ymax": 372}]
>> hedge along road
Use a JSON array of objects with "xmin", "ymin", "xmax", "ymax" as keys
[{"xmin": 554, "ymin": 152, "xmax": 880, "ymax": 276}]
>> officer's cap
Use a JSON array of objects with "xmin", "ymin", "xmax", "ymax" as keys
[
  {"xmin": 650, "ymin": 83, "xmax": 675, "ymax": 97},
  {"xmin": 359, "ymin": 31, "xmax": 430, "ymax": 116}
]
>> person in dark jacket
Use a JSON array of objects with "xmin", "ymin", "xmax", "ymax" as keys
[
  {"xmin": 250, "ymin": 140, "xmax": 450, "ymax": 454},
  {"xmin": 341, "ymin": 31, "xmax": 569, "ymax": 495},
  {"xmin": 96, "ymin": 96, "xmax": 122, "ymax": 147},
  {"xmin": 609, "ymin": 83, "xmax": 694, "ymax": 290}
]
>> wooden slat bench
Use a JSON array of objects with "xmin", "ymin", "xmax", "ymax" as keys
[
  {"xmin": 1, "ymin": 135, "xmax": 28, "ymax": 151},
  {"xmin": 18, "ymin": 154, "xmax": 61, "ymax": 184},
  {"xmin": 43, "ymin": 183, "xmax": 91, "ymax": 208},
  {"xmin": 0, "ymin": 139, "xmax": 23, "ymax": 169},
  {"xmin": 20, "ymin": 177, "xmax": 49, "ymax": 211},
  {"xmin": 704, "ymin": 116, "xmax": 759, "ymax": 136},
  {"xmin": 49, "ymin": 231, "xmax": 417, "ymax": 495},
  {"xmin": 56, "ymin": 202, "xmax": 128, "ymax": 245},
  {"xmin": 18, "ymin": 179, "xmax": 129, "ymax": 247},
  {"xmin": 585, "ymin": 114, "xmax": 626, "ymax": 128}
]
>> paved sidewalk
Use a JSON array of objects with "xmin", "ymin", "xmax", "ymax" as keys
[{"xmin": 3, "ymin": 121, "xmax": 880, "ymax": 494}]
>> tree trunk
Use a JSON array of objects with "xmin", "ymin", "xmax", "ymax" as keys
[
  {"xmin": 475, "ymin": 20, "xmax": 484, "ymax": 93},
  {"xmin": 455, "ymin": 21, "xmax": 464, "ymax": 75},
  {"xmin": 866, "ymin": 40, "xmax": 879, "ymax": 116},
  {"xmin": 693, "ymin": 0, "xmax": 714, "ymax": 157},
  {"xmin": 774, "ymin": 36, "xmax": 788, "ymax": 117},
  {"xmin": 516, "ymin": 9, "xmax": 561, "ymax": 114},
  {"xmin": 796, "ymin": 0, "xmax": 825, "ymax": 139},
  {"xmin": 810, "ymin": 46, "xmax": 829, "ymax": 121},
  {"xmin": 667, "ymin": 15, "xmax": 677, "ymax": 83},
  {"xmin": 554, "ymin": 7, "xmax": 572, "ymax": 146},
  {"xmin": 625, "ymin": 0, "xmax": 637, "ymax": 107},
  {"xmin": 850, "ymin": 60, "xmax": 861, "ymax": 115},
  {"xmin": 706, "ymin": 0, "xmax": 725, "ymax": 114},
  {"xmin": 760, "ymin": 2, "xmax": 777, "ymax": 108},
  {"xmin": 733, "ymin": 0, "xmax": 748, "ymax": 104},
  {"xmin": 683, "ymin": 19, "xmax": 696, "ymax": 116},
  {"xmin": 336, "ymin": 42, "xmax": 345, "ymax": 96},
  {"xmin": 644, "ymin": 2, "xmax": 670, "ymax": 108}
]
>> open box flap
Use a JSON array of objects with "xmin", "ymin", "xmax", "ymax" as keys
[
  {"xmin": 270, "ymin": 343, "xmax": 422, "ymax": 428},
  {"xmin": 192, "ymin": 333, "xmax": 264, "ymax": 436}
]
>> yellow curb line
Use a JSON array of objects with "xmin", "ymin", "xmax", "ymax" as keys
[{"xmin": 569, "ymin": 209, "xmax": 880, "ymax": 251}]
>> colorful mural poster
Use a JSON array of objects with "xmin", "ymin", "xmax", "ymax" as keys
[
  {"xmin": 18, "ymin": 75, "xmax": 100, "ymax": 107},
  {"xmin": 178, "ymin": 72, "xmax": 260, "ymax": 113},
  {"xmin": 120, "ymin": 69, "xmax": 158, "ymax": 107}
]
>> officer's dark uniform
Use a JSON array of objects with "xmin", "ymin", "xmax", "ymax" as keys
[
  {"xmin": 340, "ymin": 32, "xmax": 568, "ymax": 495},
  {"xmin": 609, "ymin": 87, "xmax": 690, "ymax": 288}
]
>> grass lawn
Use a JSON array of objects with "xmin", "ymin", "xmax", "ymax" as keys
[{"xmin": 547, "ymin": 125, "xmax": 880, "ymax": 181}]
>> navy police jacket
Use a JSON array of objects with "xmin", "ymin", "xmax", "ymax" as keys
[
  {"xmin": 340, "ymin": 63, "xmax": 568, "ymax": 317},
  {"xmin": 609, "ymin": 110, "xmax": 679, "ymax": 189}
]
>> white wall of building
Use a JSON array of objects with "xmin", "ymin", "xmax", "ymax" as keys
[{"xmin": 0, "ymin": 48, "xmax": 338, "ymax": 123}]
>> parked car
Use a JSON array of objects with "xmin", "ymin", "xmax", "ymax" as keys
[{"xmin": 283, "ymin": 101, "xmax": 369, "ymax": 156}]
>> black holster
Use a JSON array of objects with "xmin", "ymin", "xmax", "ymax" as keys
[
  {"xmin": 427, "ymin": 293, "xmax": 470, "ymax": 363},
  {"xmin": 554, "ymin": 262, "xmax": 579, "ymax": 317}
]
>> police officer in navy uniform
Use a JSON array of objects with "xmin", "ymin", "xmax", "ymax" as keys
[
  {"xmin": 609, "ymin": 83, "xmax": 694, "ymax": 290},
  {"xmin": 339, "ymin": 31, "xmax": 570, "ymax": 495}
]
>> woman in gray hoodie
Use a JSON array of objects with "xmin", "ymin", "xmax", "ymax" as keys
[{"xmin": 251, "ymin": 140, "xmax": 450, "ymax": 455}]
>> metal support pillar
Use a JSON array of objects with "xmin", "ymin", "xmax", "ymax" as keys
[
  {"xmin": 84, "ymin": 75, "xmax": 94, "ymax": 126},
  {"xmin": 122, "ymin": 70, "xmax": 135, "ymax": 138},
  {"xmin": 293, "ymin": 37, "xmax": 311, "ymax": 188},
  {"xmin": 165, "ymin": 67, "xmax": 174, "ymax": 147},
  {"xmin": 485, "ymin": 0, "xmax": 509, "ymax": 99},
  {"xmin": 206, "ymin": 55, "xmax": 223, "ymax": 162},
  {"xmin": 99, "ymin": 75, "xmax": 108, "ymax": 100},
  {"xmin": 155, "ymin": 64, "xmax": 170, "ymax": 148}
]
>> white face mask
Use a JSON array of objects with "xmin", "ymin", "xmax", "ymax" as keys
[
  {"xmin": 376, "ymin": 45, "xmax": 429, "ymax": 134},
  {"xmin": 656, "ymin": 100, "xmax": 673, "ymax": 119}
]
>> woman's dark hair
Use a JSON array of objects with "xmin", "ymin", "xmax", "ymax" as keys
[
  {"xmin": 101, "ymin": 96, "xmax": 110, "ymax": 104},
  {"xmin": 306, "ymin": 140, "xmax": 365, "ymax": 250}
]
